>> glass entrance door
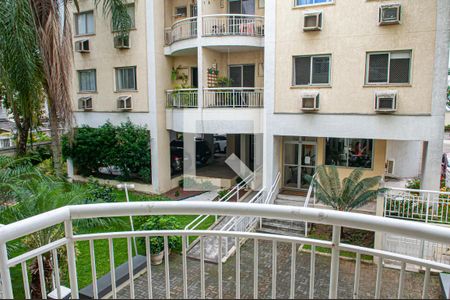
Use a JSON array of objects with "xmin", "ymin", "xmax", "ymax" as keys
[{"xmin": 283, "ymin": 137, "xmax": 317, "ymax": 190}]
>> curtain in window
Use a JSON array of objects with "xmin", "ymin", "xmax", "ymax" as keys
[
  {"xmin": 117, "ymin": 67, "xmax": 136, "ymax": 90},
  {"xmin": 77, "ymin": 12, "xmax": 94, "ymax": 35},
  {"xmin": 294, "ymin": 57, "xmax": 311, "ymax": 85},
  {"xmin": 242, "ymin": 0, "xmax": 255, "ymax": 14},
  {"xmin": 79, "ymin": 70, "xmax": 96, "ymax": 91}
]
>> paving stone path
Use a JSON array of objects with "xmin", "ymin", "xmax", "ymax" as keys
[{"xmin": 118, "ymin": 239, "xmax": 442, "ymax": 299}]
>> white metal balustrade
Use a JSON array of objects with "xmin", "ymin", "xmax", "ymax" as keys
[
  {"xmin": 164, "ymin": 17, "xmax": 198, "ymax": 45},
  {"xmin": 0, "ymin": 137, "xmax": 13, "ymax": 149},
  {"xmin": 384, "ymin": 187, "xmax": 450, "ymax": 224},
  {"xmin": 203, "ymin": 88, "xmax": 264, "ymax": 108},
  {"xmin": 1, "ymin": 202, "xmax": 450, "ymax": 299},
  {"xmin": 166, "ymin": 89, "xmax": 198, "ymax": 108},
  {"xmin": 203, "ymin": 15, "xmax": 264, "ymax": 37}
]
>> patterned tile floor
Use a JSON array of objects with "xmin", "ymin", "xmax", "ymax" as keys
[{"xmin": 118, "ymin": 239, "xmax": 442, "ymax": 299}]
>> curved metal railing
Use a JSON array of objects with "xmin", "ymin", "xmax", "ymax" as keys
[
  {"xmin": 1, "ymin": 202, "xmax": 450, "ymax": 299},
  {"xmin": 164, "ymin": 17, "xmax": 198, "ymax": 45},
  {"xmin": 203, "ymin": 14, "xmax": 264, "ymax": 37}
]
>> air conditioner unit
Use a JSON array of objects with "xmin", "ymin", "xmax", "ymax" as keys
[
  {"xmin": 386, "ymin": 159, "xmax": 395, "ymax": 176},
  {"xmin": 303, "ymin": 12, "xmax": 322, "ymax": 31},
  {"xmin": 379, "ymin": 4, "xmax": 401, "ymax": 25},
  {"xmin": 78, "ymin": 97, "xmax": 93, "ymax": 111},
  {"xmin": 375, "ymin": 91, "xmax": 397, "ymax": 112},
  {"xmin": 301, "ymin": 92, "xmax": 320, "ymax": 111},
  {"xmin": 114, "ymin": 34, "xmax": 130, "ymax": 49},
  {"xmin": 75, "ymin": 39, "xmax": 90, "ymax": 53},
  {"xmin": 117, "ymin": 96, "xmax": 132, "ymax": 111}
]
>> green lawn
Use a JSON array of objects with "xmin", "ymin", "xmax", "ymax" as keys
[{"xmin": 8, "ymin": 188, "xmax": 215, "ymax": 298}]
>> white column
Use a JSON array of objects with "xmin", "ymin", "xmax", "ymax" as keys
[
  {"xmin": 197, "ymin": 0, "xmax": 204, "ymax": 110},
  {"xmin": 147, "ymin": 0, "xmax": 171, "ymax": 193},
  {"xmin": 421, "ymin": 139, "xmax": 443, "ymax": 190},
  {"xmin": 262, "ymin": 0, "xmax": 277, "ymax": 191}
]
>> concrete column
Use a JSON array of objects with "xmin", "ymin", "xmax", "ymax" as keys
[
  {"xmin": 263, "ymin": 135, "xmax": 282, "ymax": 191},
  {"xmin": 240, "ymin": 134, "xmax": 249, "ymax": 166},
  {"xmin": 421, "ymin": 139, "xmax": 443, "ymax": 190},
  {"xmin": 66, "ymin": 159, "xmax": 74, "ymax": 182},
  {"xmin": 147, "ymin": 0, "xmax": 172, "ymax": 193}
]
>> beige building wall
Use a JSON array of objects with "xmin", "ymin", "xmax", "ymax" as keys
[
  {"xmin": 274, "ymin": 0, "xmax": 437, "ymax": 115},
  {"xmin": 202, "ymin": 49, "xmax": 264, "ymax": 87},
  {"xmin": 72, "ymin": 0, "xmax": 149, "ymax": 113}
]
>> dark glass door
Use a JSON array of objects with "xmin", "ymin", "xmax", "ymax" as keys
[{"xmin": 191, "ymin": 67, "xmax": 198, "ymax": 88}]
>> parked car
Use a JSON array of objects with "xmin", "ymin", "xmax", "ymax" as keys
[
  {"xmin": 170, "ymin": 139, "xmax": 212, "ymax": 173},
  {"xmin": 214, "ymin": 135, "xmax": 227, "ymax": 153}
]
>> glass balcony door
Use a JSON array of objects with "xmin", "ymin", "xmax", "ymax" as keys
[{"xmin": 283, "ymin": 137, "xmax": 317, "ymax": 190}]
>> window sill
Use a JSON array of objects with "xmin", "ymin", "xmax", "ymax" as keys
[
  {"xmin": 74, "ymin": 33, "xmax": 96, "ymax": 38},
  {"xmin": 77, "ymin": 91, "xmax": 98, "ymax": 94},
  {"xmin": 114, "ymin": 90, "xmax": 139, "ymax": 93},
  {"xmin": 363, "ymin": 84, "xmax": 412, "ymax": 88},
  {"xmin": 290, "ymin": 85, "xmax": 332, "ymax": 89},
  {"xmin": 292, "ymin": 2, "xmax": 335, "ymax": 9}
]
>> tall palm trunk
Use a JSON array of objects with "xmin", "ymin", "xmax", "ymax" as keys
[{"xmin": 48, "ymin": 99, "xmax": 62, "ymax": 175}]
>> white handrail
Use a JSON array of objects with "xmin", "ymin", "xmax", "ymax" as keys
[
  {"xmin": 202, "ymin": 14, "xmax": 264, "ymax": 37},
  {"xmin": 165, "ymin": 17, "xmax": 198, "ymax": 45},
  {"xmin": 304, "ymin": 174, "xmax": 317, "ymax": 237},
  {"xmin": 1, "ymin": 202, "xmax": 450, "ymax": 299},
  {"xmin": 203, "ymin": 88, "xmax": 264, "ymax": 108},
  {"xmin": 166, "ymin": 89, "xmax": 199, "ymax": 108}
]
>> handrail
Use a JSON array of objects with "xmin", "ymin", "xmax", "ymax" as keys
[
  {"xmin": 387, "ymin": 186, "xmax": 450, "ymax": 195},
  {"xmin": 264, "ymin": 172, "xmax": 281, "ymax": 204},
  {"xmin": 204, "ymin": 87, "xmax": 263, "ymax": 91},
  {"xmin": 304, "ymin": 174, "xmax": 317, "ymax": 237},
  {"xmin": 203, "ymin": 14, "xmax": 264, "ymax": 18},
  {"xmin": 170, "ymin": 16, "xmax": 198, "ymax": 27},
  {"xmin": 166, "ymin": 88, "xmax": 198, "ymax": 92}
]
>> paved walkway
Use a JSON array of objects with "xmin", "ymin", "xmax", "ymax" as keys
[{"xmin": 117, "ymin": 239, "xmax": 442, "ymax": 299}]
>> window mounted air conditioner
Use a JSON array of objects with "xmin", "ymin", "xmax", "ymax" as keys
[
  {"xmin": 386, "ymin": 159, "xmax": 395, "ymax": 176},
  {"xmin": 117, "ymin": 96, "xmax": 132, "ymax": 111},
  {"xmin": 78, "ymin": 97, "xmax": 93, "ymax": 111},
  {"xmin": 75, "ymin": 39, "xmax": 90, "ymax": 53},
  {"xmin": 379, "ymin": 4, "xmax": 401, "ymax": 25},
  {"xmin": 303, "ymin": 12, "xmax": 322, "ymax": 31},
  {"xmin": 301, "ymin": 91, "xmax": 320, "ymax": 111},
  {"xmin": 114, "ymin": 34, "xmax": 130, "ymax": 49},
  {"xmin": 375, "ymin": 91, "xmax": 397, "ymax": 112}
]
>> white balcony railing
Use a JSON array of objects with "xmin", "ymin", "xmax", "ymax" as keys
[
  {"xmin": 1, "ymin": 202, "xmax": 450, "ymax": 299},
  {"xmin": 384, "ymin": 187, "xmax": 450, "ymax": 225},
  {"xmin": 164, "ymin": 17, "xmax": 198, "ymax": 46},
  {"xmin": 166, "ymin": 89, "xmax": 198, "ymax": 108},
  {"xmin": 203, "ymin": 14, "xmax": 264, "ymax": 37},
  {"xmin": 204, "ymin": 88, "xmax": 264, "ymax": 108}
]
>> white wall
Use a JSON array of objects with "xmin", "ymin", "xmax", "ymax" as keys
[{"xmin": 386, "ymin": 140, "xmax": 423, "ymax": 178}]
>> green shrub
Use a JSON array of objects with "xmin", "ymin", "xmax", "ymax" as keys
[
  {"xmin": 139, "ymin": 216, "xmax": 182, "ymax": 254},
  {"xmin": 405, "ymin": 178, "xmax": 421, "ymax": 190},
  {"xmin": 84, "ymin": 177, "xmax": 117, "ymax": 204},
  {"xmin": 63, "ymin": 121, "xmax": 151, "ymax": 182}
]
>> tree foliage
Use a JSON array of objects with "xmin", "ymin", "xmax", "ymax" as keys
[
  {"xmin": 63, "ymin": 121, "xmax": 152, "ymax": 183},
  {"xmin": 308, "ymin": 165, "xmax": 386, "ymax": 212}
]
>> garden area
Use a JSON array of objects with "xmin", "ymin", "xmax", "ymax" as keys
[
  {"xmin": 0, "ymin": 154, "xmax": 215, "ymax": 298},
  {"xmin": 62, "ymin": 121, "xmax": 152, "ymax": 183}
]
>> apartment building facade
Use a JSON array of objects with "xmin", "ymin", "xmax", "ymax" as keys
[{"xmin": 71, "ymin": 0, "xmax": 449, "ymax": 193}]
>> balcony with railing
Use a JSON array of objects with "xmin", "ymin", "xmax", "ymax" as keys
[
  {"xmin": 166, "ymin": 89, "xmax": 199, "ymax": 108},
  {"xmin": 164, "ymin": 17, "xmax": 198, "ymax": 46},
  {"xmin": 202, "ymin": 15, "xmax": 264, "ymax": 38},
  {"xmin": 1, "ymin": 199, "xmax": 450, "ymax": 299},
  {"xmin": 203, "ymin": 87, "xmax": 264, "ymax": 108}
]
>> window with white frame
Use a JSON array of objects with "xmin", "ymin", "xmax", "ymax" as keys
[
  {"xmin": 295, "ymin": 0, "xmax": 333, "ymax": 7},
  {"xmin": 293, "ymin": 55, "xmax": 331, "ymax": 85},
  {"xmin": 366, "ymin": 51, "xmax": 411, "ymax": 84},
  {"xmin": 78, "ymin": 69, "xmax": 96, "ymax": 92},
  {"xmin": 116, "ymin": 66, "xmax": 137, "ymax": 91},
  {"xmin": 113, "ymin": 4, "xmax": 135, "ymax": 31},
  {"xmin": 325, "ymin": 138, "xmax": 373, "ymax": 169},
  {"xmin": 75, "ymin": 11, "xmax": 94, "ymax": 35}
]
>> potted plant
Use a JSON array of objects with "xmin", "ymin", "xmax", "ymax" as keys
[{"xmin": 139, "ymin": 216, "xmax": 182, "ymax": 265}]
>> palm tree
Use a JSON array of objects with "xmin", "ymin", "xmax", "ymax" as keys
[
  {"xmin": 0, "ymin": 0, "xmax": 131, "ymax": 173},
  {"xmin": 0, "ymin": 176, "xmax": 119, "ymax": 297},
  {"xmin": 0, "ymin": 156, "xmax": 42, "ymax": 206},
  {"xmin": 310, "ymin": 165, "xmax": 386, "ymax": 212}
]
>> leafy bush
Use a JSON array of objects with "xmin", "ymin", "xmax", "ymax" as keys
[
  {"xmin": 405, "ymin": 178, "xmax": 421, "ymax": 190},
  {"xmin": 139, "ymin": 216, "xmax": 182, "ymax": 254},
  {"xmin": 63, "ymin": 121, "xmax": 151, "ymax": 183},
  {"xmin": 84, "ymin": 177, "xmax": 117, "ymax": 204}
]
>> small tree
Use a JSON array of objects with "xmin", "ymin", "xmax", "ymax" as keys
[{"xmin": 309, "ymin": 165, "xmax": 386, "ymax": 212}]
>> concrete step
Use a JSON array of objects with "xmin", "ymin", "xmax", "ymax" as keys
[
  {"xmin": 277, "ymin": 194, "xmax": 307, "ymax": 201},
  {"xmin": 274, "ymin": 197, "xmax": 306, "ymax": 207},
  {"xmin": 262, "ymin": 218, "xmax": 306, "ymax": 231},
  {"xmin": 257, "ymin": 226, "xmax": 306, "ymax": 238}
]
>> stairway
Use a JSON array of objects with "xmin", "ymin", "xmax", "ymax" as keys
[{"xmin": 258, "ymin": 193, "xmax": 309, "ymax": 237}]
